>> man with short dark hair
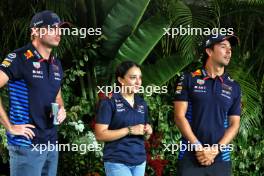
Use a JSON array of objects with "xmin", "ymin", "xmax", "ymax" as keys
[
  {"xmin": 0, "ymin": 10, "xmax": 68, "ymax": 176},
  {"xmin": 174, "ymin": 34, "xmax": 241, "ymax": 176}
]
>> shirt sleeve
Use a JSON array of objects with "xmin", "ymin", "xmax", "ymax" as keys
[
  {"xmin": 174, "ymin": 72, "xmax": 190, "ymax": 101},
  {"xmin": 0, "ymin": 52, "xmax": 22, "ymax": 80},
  {"xmin": 56, "ymin": 58, "xmax": 64, "ymax": 79},
  {"xmin": 228, "ymin": 84, "xmax": 241, "ymax": 116},
  {"xmin": 55, "ymin": 58, "xmax": 64, "ymax": 86},
  {"xmin": 96, "ymin": 99, "xmax": 113, "ymax": 124}
]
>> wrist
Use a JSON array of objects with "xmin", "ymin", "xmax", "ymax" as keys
[
  {"xmin": 7, "ymin": 124, "xmax": 14, "ymax": 133},
  {"xmin": 192, "ymin": 140, "xmax": 203, "ymax": 151},
  {"xmin": 127, "ymin": 126, "xmax": 132, "ymax": 136},
  {"xmin": 212, "ymin": 144, "xmax": 220, "ymax": 155}
]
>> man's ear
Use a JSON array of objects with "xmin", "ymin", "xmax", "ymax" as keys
[
  {"xmin": 205, "ymin": 48, "xmax": 213, "ymax": 57},
  {"xmin": 117, "ymin": 77, "xmax": 123, "ymax": 85}
]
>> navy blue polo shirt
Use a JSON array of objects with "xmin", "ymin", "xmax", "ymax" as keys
[
  {"xmin": 96, "ymin": 93, "xmax": 149, "ymax": 165},
  {"xmin": 0, "ymin": 43, "xmax": 63, "ymax": 146},
  {"xmin": 174, "ymin": 68, "xmax": 241, "ymax": 162}
]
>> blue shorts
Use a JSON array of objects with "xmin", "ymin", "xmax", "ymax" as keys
[
  {"xmin": 8, "ymin": 145, "xmax": 58, "ymax": 176},
  {"xmin": 104, "ymin": 161, "xmax": 146, "ymax": 176}
]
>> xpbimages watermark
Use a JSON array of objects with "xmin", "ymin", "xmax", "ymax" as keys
[
  {"xmin": 31, "ymin": 26, "xmax": 102, "ymax": 38},
  {"xmin": 31, "ymin": 141, "xmax": 102, "ymax": 155},
  {"xmin": 97, "ymin": 83, "xmax": 168, "ymax": 96},
  {"xmin": 164, "ymin": 25, "xmax": 234, "ymax": 38},
  {"xmin": 163, "ymin": 141, "xmax": 234, "ymax": 154}
]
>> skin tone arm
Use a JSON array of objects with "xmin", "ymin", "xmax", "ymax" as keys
[
  {"xmin": 218, "ymin": 115, "xmax": 240, "ymax": 145},
  {"xmin": 95, "ymin": 124, "xmax": 145, "ymax": 142},
  {"xmin": 196, "ymin": 116, "xmax": 240, "ymax": 165},
  {"xmin": 0, "ymin": 70, "xmax": 35, "ymax": 139},
  {"xmin": 173, "ymin": 101, "xmax": 200, "ymax": 144},
  {"xmin": 55, "ymin": 89, "xmax": 66, "ymax": 124},
  {"xmin": 174, "ymin": 101, "xmax": 215, "ymax": 166},
  {"xmin": 144, "ymin": 123, "xmax": 153, "ymax": 140}
]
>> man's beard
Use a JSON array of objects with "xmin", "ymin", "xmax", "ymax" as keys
[
  {"xmin": 216, "ymin": 58, "xmax": 230, "ymax": 67},
  {"xmin": 40, "ymin": 39, "xmax": 58, "ymax": 48},
  {"xmin": 218, "ymin": 62, "xmax": 228, "ymax": 67}
]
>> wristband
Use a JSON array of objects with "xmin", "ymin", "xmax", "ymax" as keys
[
  {"xmin": 128, "ymin": 126, "xmax": 132, "ymax": 135},
  {"xmin": 217, "ymin": 144, "xmax": 222, "ymax": 153}
]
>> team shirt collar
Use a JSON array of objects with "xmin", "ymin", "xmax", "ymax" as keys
[
  {"xmin": 201, "ymin": 67, "xmax": 228, "ymax": 83},
  {"xmin": 112, "ymin": 92, "xmax": 142, "ymax": 108},
  {"xmin": 25, "ymin": 43, "xmax": 55, "ymax": 63}
]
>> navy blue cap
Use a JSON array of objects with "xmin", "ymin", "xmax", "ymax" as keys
[
  {"xmin": 204, "ymin": 34, "xmax": 239, "ymax": 48},
  {"xmin": 30, "ymin": 10, "xmax": 70, "ymax": 28}
]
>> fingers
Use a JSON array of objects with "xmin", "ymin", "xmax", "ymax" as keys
[
  {"xmin": 201, "ymin": 159, "xmax": 214, "ymax": 166},
  {"xmin": 131, "ymin": 124, "xmax": 145, "ymax": 135},
  {"xmin": 19, "ymin": 125, "xmax": 35, "ymax": 139},
  {"xmin": 24, "ymin": 124, "xmax": 35, "ymax": 128},
  {"xmin": 139, "ymin": 124, "xmax": 145, "ymax": 134},
  {"xmin": 57, "ymin": 108, "xmax": 66, "ymax": 124},
  {"xmin": 23, "ymin": 128, "xmax": 35, "ymax": 139},
  {"xmin": 143, "ymin": 124, "xmax": 153, "ymax": 135}
]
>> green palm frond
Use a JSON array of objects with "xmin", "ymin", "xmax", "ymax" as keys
[
  {"xmin": 228, "ymin": 62, "xmax": 262, "ymax": 139},
  {"xmin": 142, "ymin": 54, "xmax": 192, "ymax": 86},
  {"xmin": 114, "ymin": 15, "xmax": 169, "ymax": 65},
  {"xmin": 100, "ymin": 0, "xmax": 150, "ymax": 58}
]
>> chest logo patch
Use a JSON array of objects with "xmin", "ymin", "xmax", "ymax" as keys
[
  {"xmin": 33, "ymin": 62, "xmax": 41, "ymax": 69},
  {"xmin": 221, "ymin": 84, "xmax": 232, "ymax": 99},
  {"xmin": 136, "ymin": 105, "xmax": 145, "ymax": 114},
  {"xmin": 115, "ymin": 99, "xmax": 126, "ymax": 112},
  {"xmin": 197, "ymin": 79, "xmax": 205, "ymax": 85},
  {"xmin": 193, "ymin": 85, "xmax": 207, "ymax": 93}
]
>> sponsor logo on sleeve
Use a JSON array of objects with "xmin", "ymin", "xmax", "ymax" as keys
[
  {"xmin": 1, "ymin": 58, "xmax": 13, "ymax": 67},
  {"xmin": 7, "ymin": 53, "xmax": 16, "ymax": 59}
]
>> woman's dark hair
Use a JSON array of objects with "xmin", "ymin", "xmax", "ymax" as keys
[{"xmin": 115, "ymin": 60, "xmax": 141, "ymax": 86}]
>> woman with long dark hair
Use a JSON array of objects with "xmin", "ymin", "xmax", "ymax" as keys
[{"xmin": 95, "ymin": 60, "xmax": 152, "ymax": 176}]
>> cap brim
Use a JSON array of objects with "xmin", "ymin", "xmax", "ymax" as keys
[
  {"xmin": 58, "ymin": 22, "xmax": 72, "ymax": 28},
  {"xmin": 224, "ymin": 35, "xmax": 240, "ymax": 47}
]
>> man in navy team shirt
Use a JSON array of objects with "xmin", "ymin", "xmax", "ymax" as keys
[
  {"xmin": 0, "ymin": 10, "xmax": 68, "ymax": 176},
  {"xmin": 174, "ymin": 34, "xmax": 241, "ymax": 176}
]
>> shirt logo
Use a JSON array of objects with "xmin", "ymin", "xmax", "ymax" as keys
[
  {"xmin": 136, "ymin": 105, "xmax": 145, "ymax": 114},
  {"xmin": 221, "ymin": 84, "xmax": 232, "ymax": 99},
  {"xmin": 115, "ymin": 99, "xmax": 126, "ymax": 112},
  {"xmin": 7, "ymin": 53, "xmax": 16, "ymax": 59},
  {"xmin": 175, "ymin": 85, "xmax": 183, "ymax": 94},
  {"xmin": 192, "ymin": 69, "xmax": 202, "ymax": 77},
  {"xmin": 193, "ymin": 85, "xmax": 207, "ymax": 93},
  {"xmin": 1, "ymin": 58, "xmax": 12, "ymax": 67},
  {"xmin": 24, "ymin": 50, "xmax": 34, "ymax": 59},
  {"xmin": 33, "ymin": 50, "xmax": 41, "ymax": 59},
  {"xmin": 33, "ymin": 62, "xmax": 41, "ymax": 69},
  {"xmin": 197, "ymin": 79, "xmax": 205, "ymax": 85},
  {"xmin": 222, "ymin": 84, "xmax": 232, "ymax": 92}
]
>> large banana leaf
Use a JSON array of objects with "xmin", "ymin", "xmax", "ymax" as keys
[
  {"xmin": 114, "ymin": 15, "xmax": 169, "ymax": 65},
  {"xmin": 142, "ymin": 54, "xmax": 192, "ymax": 86},
  {"xmin": 230, "ymin": 70, "xmax": 262, "ymax": 140},
  {"xmin": 100, "ymin": 0, "xmax": 150, "ymax": 58}
]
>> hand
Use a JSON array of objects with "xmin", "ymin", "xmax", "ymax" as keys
[
  {"xmin": 196, "ymin": 146, "xmax": 219, "ymax": 166},
  {"xmin": 9, "ymin": 124, "xmax": 35, "ymax": 140},
  {"xmin": 57, "ymin": 107, "xmax": 66, "ymax": 124},
  {"xmin": 144, "ymin": 124, "xmax": 153, "ymax": 135},
  {"xmin": 130, "ymin": 124, "xmax": 145, "ymax": 135}
]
